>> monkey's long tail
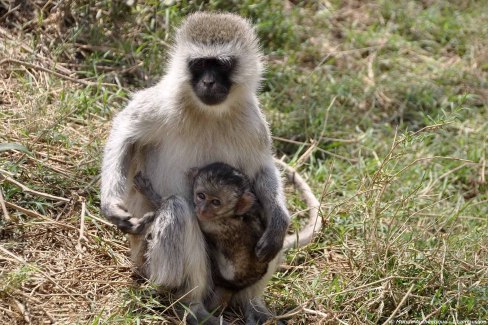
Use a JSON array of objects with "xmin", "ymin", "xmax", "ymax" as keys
[{"xmin": 274, "ymin": 158, "xmax": 322, "ymax": 250}]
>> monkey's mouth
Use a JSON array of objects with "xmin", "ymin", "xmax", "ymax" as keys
[
  {"xmin": 192, "ymin": 83, "xmax": 230, "ymax": 106},
  {"xmin": 196, "ymin": 208, "xmax": 218, "ymax": 221},
  {"xmin": 196, "ymin": 213, "xmax": 214, "ymax": 221},
  {"xmin": 196, "ymin": 91, "xmax": 229, "ymax": 106}
]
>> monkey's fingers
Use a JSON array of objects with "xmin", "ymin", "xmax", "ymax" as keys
[
  {"xmin": 122, "ymin": 212, "xmax": 158, "ymax": 234},
  {"xmin": 136, "ymin": 212, "xmax": 156, "ymax": 232},
  {"xmin": 117, "ymin": 217, "xmax": 148, "ymax": 234},
  {"xmin": 102, "ymin": 201, "xmax": 140, "ymax": 233},
  {"xmin": 117, "ymin": 218, "xmax": 140, "ymax": 234}
]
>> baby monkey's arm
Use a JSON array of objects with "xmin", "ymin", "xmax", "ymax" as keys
[
  {"xmin": 124, "ymin": 172, "xmax": 164, "ymax": 235},
  {"xmin": 133, "ymin": 171, "xmax": 163, "ymax": 208}
]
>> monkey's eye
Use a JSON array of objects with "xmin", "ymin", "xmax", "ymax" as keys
[
  {"xmin": 189, "ymin": 59, "xmax": 206, "ymax": 72},
  {"xmin": 197, "ymin": 193, "xmax": 206, "ymax": 200},
  {"xmin": 211, "ymin": 199, "xmax": 221, "ymax": 206},
  {"xmin": 217, "ymin": 58, "xmax": 235, "ymax": 71}
]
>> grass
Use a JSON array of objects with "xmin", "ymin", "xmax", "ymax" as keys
[{"xmin": 1, "ymin": 0, "xmax": 487, "ymax": 323}]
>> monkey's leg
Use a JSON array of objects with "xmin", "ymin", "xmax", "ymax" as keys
[
  {"xmin": 232, "ymin": 292, "xmax": 276, "ymax": 325},
  {"xmin": 186, "ymin": 303, "xmax": 228, "ymax": 325},
  {"xmin": 229, "ymin": 256, "xmax": 283, "ymax": 325},
  {"xmin": 239, "ymin": 297, "xmax": 285, "ymax": 325},
  {"xmin": 143, "ymin": 195, "xmax": 225, "ymax": 324},
  {"xmin": 244, "ymin": 297, "xmax": 275, "ymax": 325},
  {"xmin": 206, "ymin": 286, "xmax": 233, "ymax": 311}
]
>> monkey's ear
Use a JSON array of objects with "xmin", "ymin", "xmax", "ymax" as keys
[
  {"xmin": 235, "ymin": 192, "xmax": 255, "ymax": 215},
  {"xmin": 186, "ymin": 168, "xmax": 199, "ymax": 183}
]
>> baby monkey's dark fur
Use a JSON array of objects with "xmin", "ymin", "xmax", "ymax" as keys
[{"xmin": 133, "ymin": 162, "xmax": 268, "ymax": 309}]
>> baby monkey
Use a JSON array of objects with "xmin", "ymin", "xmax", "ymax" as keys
[{"xmin": 133, "ymin": 162, "xmax": 268, "ymax": 309}]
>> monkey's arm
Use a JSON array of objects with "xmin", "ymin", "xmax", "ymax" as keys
[
  {"xmin": 100, "ymin": 98, "xmax": 159, "ymax": 233},
  {"xmin": 253, "ymin": 162, "xmax": 291, "ymax": 263}
]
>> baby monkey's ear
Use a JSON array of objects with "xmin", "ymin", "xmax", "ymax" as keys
[
  {"xmin": 186, "ymin": 167, "xmax": 199, "ymax": 184},
  {"xmin": 235, "ymin": 191, "xmax": 255, "ymax": 215}
]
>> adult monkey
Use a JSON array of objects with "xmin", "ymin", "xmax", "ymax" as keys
[{"xmin": 101, "ymin": 12, "xmax": 292, "ymax": 324}]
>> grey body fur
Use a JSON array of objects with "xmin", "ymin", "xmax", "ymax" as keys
[{"xmin": 100, "ymin": 12, "xmax": 289, "ymax": 324}]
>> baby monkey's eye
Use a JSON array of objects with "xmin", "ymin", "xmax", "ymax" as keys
[
  {"xmin": 197, "ymin": 193, "xmax": 206, "ymax": 200},
  {"xmin": 211, "ymin": 199, "xmax": 221, "ymax": 206}
]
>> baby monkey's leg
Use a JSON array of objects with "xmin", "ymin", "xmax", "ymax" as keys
[{"xmin": 206, "ymin": 286, "xmax": 234, "ymax": 311}]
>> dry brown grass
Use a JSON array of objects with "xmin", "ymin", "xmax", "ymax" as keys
[
  {"xmin": 0, "ymin": 6, "xmax": 136, "ymax": 322},
  {"xmin": 0, "ymin": 23, "xmax": 314, "ymax": 323},
  {"xmin": 1, "ymin": 214, "xmax": 132, "ymax": 322}
]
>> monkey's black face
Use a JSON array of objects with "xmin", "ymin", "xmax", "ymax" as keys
[{"xmin": 189, "ymin": 57, "xmax": 236, "ymax": 106}]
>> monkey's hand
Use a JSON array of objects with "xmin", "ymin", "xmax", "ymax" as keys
[
  {"xmin": 255, "ymin": 207, "xmax": 289, "ymax": 263},
  {"xmin": 102, "ymin": 199, "xmax": 155, "ymax": 234}
]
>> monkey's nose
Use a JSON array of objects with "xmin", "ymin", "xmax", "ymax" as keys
[{"xmin": 203, "ymin": 79, "xmax": 215, "ymax": 87}]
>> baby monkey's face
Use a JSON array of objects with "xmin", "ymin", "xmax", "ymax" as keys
[
  {"xmin": 192, "ymin": 176, "xmax": 255, "ymax": 221},
  {"xmin": 193, "ymin": 184, "xmax": 239, "ymax": 221}
]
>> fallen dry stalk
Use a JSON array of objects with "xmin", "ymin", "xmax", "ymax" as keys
[
  {"xmin": 0, "ymin": 187, "xmax": 11, "ymax": 221},
  {"xmin": 0, "ymin": 172, "xmax": 70, "ymax": 202},
  {"xmin": 0, "ymin": 58, "xmax": 113, "ymax": 87},
  {"xmin": 76, "ymin": 197, "xmax": 87, "ymax": 254},
  {"xmin": 381, "ymin": 284, "xmax": 415, "ymax": 325},
  {"xmin": 3, "ymin": 201, "xmax": 79, "ymax": 231}
]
